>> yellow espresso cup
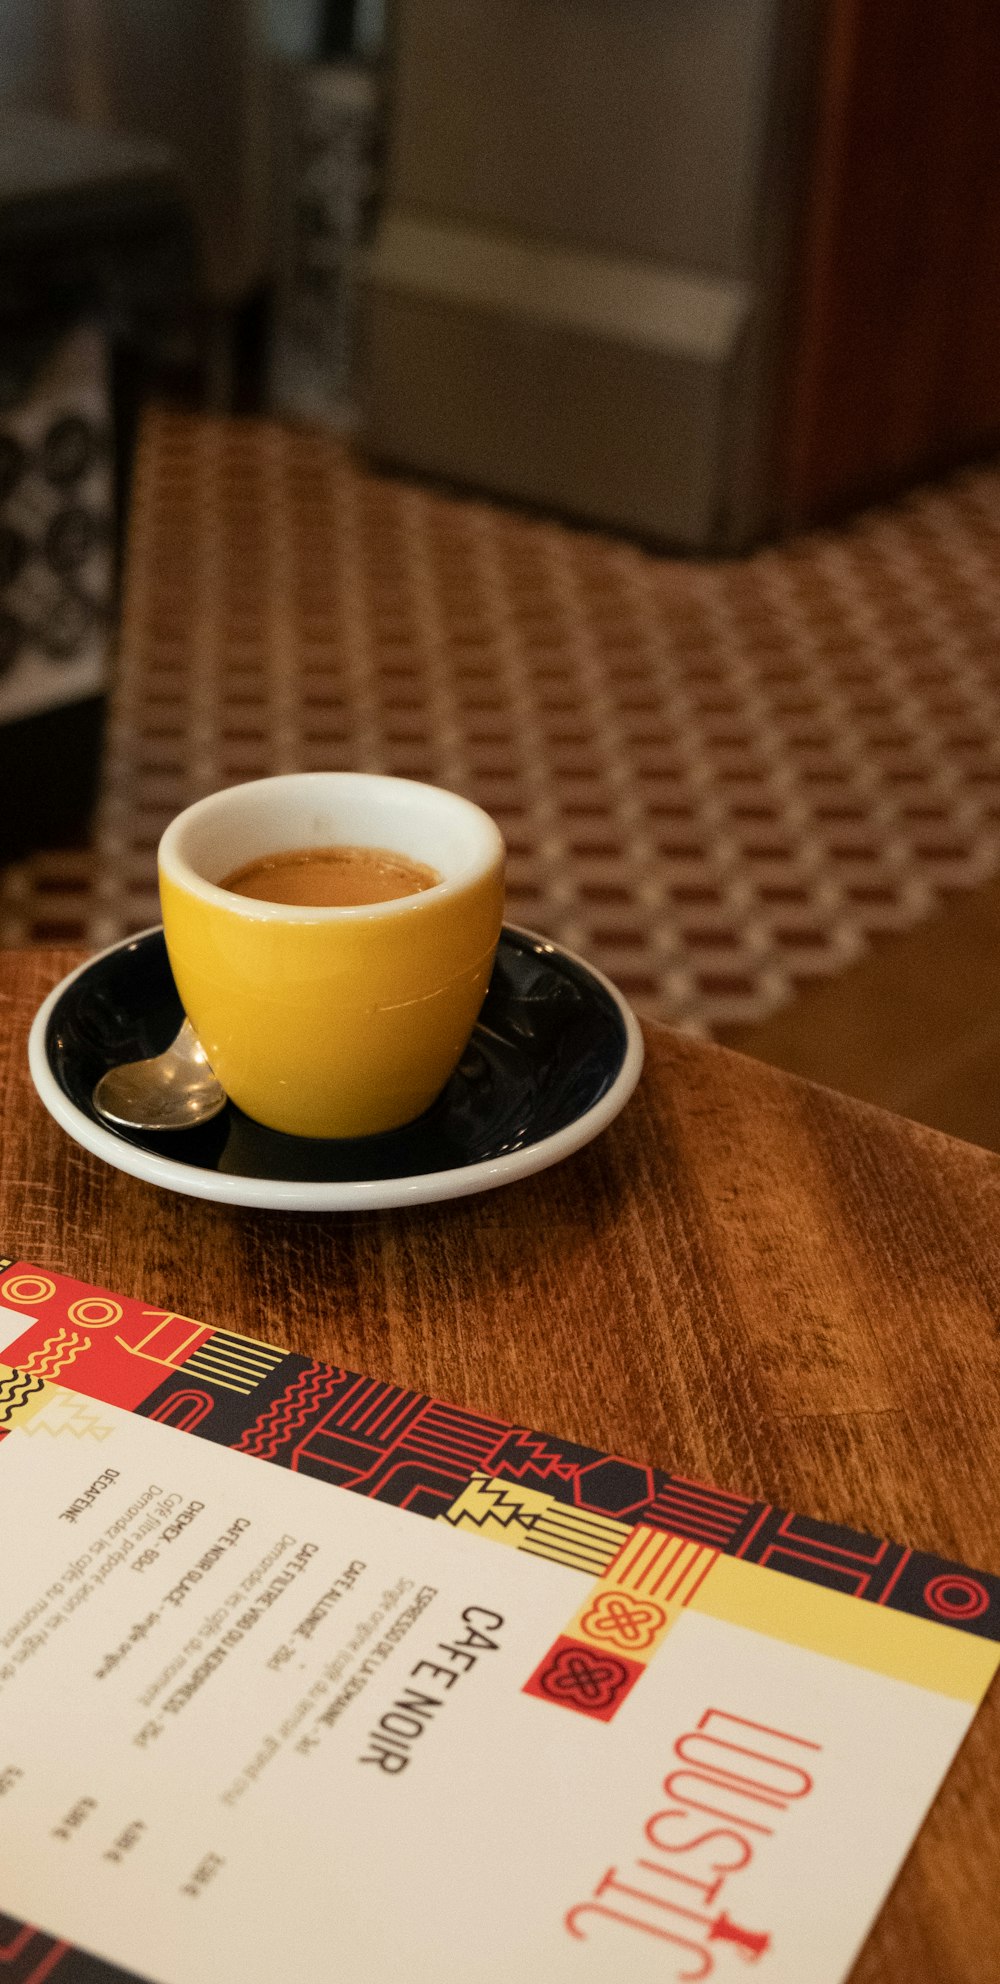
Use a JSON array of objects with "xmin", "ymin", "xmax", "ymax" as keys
[{"xmin": 158, "ymin": 773, "xmax": 505, "ymax": 1138}]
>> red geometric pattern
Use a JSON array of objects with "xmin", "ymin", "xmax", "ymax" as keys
[
  {"xmin": 2, "ymin": 1256, "xmax": 999, "ymax": 1643},
  {"xmin": 522, "ymin": 1636, "xmax": 643, "ymax": 1722},
  {"xmin": 0, "ymin": 1265, "xmax": 212, "ymax": 1412},
  {"xmin": 232, "ymin": 1360, "xmax": 342, "ymax": 1461},
  {"xmin": 144, "ymin": 1388, "xmax": 215, "ymax": 1432},
  {"xmin": 923, "ymin": 1574, "xmax": 991, "ymax": 1622},
  {"xmin": 736, "ymin": 1508, "xmax": 909, "ymax": 1600},
  {"xmin": 0, "ymin": 1266, "xmax": 281, "ymax": 1413},
  {"xmin": 644, "ymin": 1475, "xmax": 761, "ymax": 1549}
]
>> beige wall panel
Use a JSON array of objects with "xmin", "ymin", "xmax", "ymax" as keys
[
  {"xmin": 387, "ymin": 0, "xmax": 780, "ymax": 276},
  {"xmin": 362, "ymin": 284, "xmax": 750, "ymax": 547}
]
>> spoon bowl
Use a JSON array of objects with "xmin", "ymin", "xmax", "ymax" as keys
[{"xmin": 92, "ymin": 1018, "xmax": 227, "ymax": 1132}]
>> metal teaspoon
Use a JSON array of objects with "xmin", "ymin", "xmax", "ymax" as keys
[{"xmin": 92, "ymin": 1019, "xmax": 227, "ymax": 1132}]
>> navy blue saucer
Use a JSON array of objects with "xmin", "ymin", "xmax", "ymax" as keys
[{"xmin": 32, "ymin": 927, "xmax": 643, "ymax": 1209}]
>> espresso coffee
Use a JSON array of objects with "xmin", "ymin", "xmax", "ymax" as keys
[{"xmin": 220, "ymin": 843, "xmax": 441, "ymax": 908}]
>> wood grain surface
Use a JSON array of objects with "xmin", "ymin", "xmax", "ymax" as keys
[{"xmin": 4, "ymin": 947, "xmax": 1000, "ymax": 1980}]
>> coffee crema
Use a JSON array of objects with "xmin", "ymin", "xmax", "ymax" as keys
[{"xmin": 220, "ymin": 844, "xmax": 441, "ymax": 908}]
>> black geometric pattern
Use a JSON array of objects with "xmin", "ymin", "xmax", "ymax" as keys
[
  {"xmin": 0, "ymin": 1913, "xmax": 149, "ymax": 1983},
  {"xmin": 136, "ymin": 1352, "xmax": 1000, "ymax": 1642}
]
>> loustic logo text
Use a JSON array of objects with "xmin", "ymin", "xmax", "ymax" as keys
[{"xmin": 565, "ymin": 1707, "xmax": 821, "ymax": 1976}]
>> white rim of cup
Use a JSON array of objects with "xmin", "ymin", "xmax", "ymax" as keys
[{"xmin": 157, "ymin": 772, "xmax": 506, "ymax": 923}]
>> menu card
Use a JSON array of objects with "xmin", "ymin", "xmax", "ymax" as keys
[{"xmin": 0, "ymin": 1255, "xmax": 996, "ymax": 1984}]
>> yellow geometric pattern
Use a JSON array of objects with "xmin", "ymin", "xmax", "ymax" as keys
[
  {"xmin": 115, "ymin": 1310, "xmax": 209, "ymax": 1368},
  {"xmin": 15, "ymin": 1328, "xmax": 86, "ymax": 1383},
  {"xmin": 565, "ymin": 1527, "xmax": 720, "ymax": 1667},
  {"xmin": 529, "ymin": 1521, "xmax": 1000, "ymax": 1705},
  {"xmin": 439, "ymin": 1473, "xmax": 630, "ymax": 1578},
  {"xmin": 689, "ymin": 1552, "xmax": 1000, "ymax": 1706},
  {"xmin": 0, "ymin": 1368, "xmax": 114, "ymax": 1440},
  {"xmin": 0, "ymin": 1271, "xmax": 55, "ymax": 1306},
  {"xmin": 180, "ymin": 1327, "xmax": 286, "ymax": 1397},
  {"xmin": 0, "ymin": 1362, "xmax": 62, "ymax": 1432},
  {"xmin": 18, "ymin": 1391, "xmax": 115, "ymax": 1441},
  {"xmin": 68, "ymin": 1296, "xmax": 123, "ymax": 1329}
]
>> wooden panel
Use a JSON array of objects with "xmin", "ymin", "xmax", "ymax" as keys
[{"xmin": 781, "ymin": 0, "xmax": 1000, "ymax": 524}]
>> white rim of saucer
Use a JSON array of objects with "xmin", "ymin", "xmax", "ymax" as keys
[{"xmin": 28, "ymin": 927, "xmax": 645, "ymax": 1213}]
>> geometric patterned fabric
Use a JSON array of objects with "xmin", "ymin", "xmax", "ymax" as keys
[{"xmin": 4, "ymin": 411, "xmax": 1000, "ymax": 1030}]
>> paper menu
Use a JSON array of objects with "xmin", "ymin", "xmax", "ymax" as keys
[{"xmin": 0, "ymin": 1258, "xmax": 996, "ymax": 1984}]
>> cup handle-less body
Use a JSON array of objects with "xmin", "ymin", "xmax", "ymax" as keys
[
  {"xmin": 159, "ymin": 814, "xmax": 505, "ymax": 1138},
  {"xmin": 158, "ymin": 772, "xmax": 506, "ymax": 1139}
]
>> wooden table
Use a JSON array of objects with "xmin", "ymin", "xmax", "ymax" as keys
[{"xmin": 4, "ymin": 947, "xmax": 1000, "ymax": 1981}]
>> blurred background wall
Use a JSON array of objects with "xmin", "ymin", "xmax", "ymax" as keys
[
  {"xmin": 3, "ymin": 0, "xmax": 1000, "ymax": 544},
  {"xmin": 1, "ymin": 0, "xmax": 271, "ymax": 308},
  {"xmin": 363, "ymin": 0, "xmax": 812, "ymax": 551}
]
